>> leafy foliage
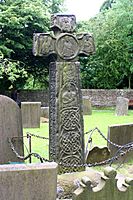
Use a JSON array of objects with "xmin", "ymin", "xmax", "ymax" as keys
[
  {"xmin": 78, "ymin": 0, "xmax": 133, "ymax": 89},
  {"xmin": 100, "ymin": 0, "xmax": 116, "ymax": 11},
  {"xmin": 0, "ymin": 52, "xmax": 28, "ymax": 92},
  {"xmin": 46, "ymin": 0, "xmax": 65, "ymax": 13},
  {"xmin": 0, "ymin": 0, "xmax": 64, "ymax": 90}
]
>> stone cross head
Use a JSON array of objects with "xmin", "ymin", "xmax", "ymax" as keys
[{"xmin": 33, "ymin": 14, "xmax": 95, "ymax": 61}]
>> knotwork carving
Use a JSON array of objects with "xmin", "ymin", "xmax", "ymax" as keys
[
  {"xmin": 58, "ymin": 61, "xmax": 83, "ymax": 173},
  {"xmin": 60, "ymin": 107, "xmax": 80, "ymax": 131},
  {"xmin": 59, "ymin": 131, "xmax": 81, "ymax": 155}
]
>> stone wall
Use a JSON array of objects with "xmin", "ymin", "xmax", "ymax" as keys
[
  {"xmin": 4, "ymin": 89, "xmax": 133, "ymax": 107},
  {"xmin": 82, "ymin": 89, "xmax": 133, "ymax": 107}
]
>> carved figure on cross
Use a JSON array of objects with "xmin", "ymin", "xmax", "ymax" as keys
[{"xmin": 33, "ymin": 14, "xmax": 95, "ymax": 61}]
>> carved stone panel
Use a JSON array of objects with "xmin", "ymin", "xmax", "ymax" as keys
[
  {"xmin": 77, "ymin": 33, "xmax": 95, "ymax": 56},
  {"xmin": 56, "ymin": 33, "xmax": 79, "ymax": 60},
  {"xmin": 56, "ymin": 62, "xmax": 85, "ymax": 173},
  {"xmin": 33, "ymin": 33, "xmax": 55, "ymax": 56},
  {"xmin": 51, "ymin": 14, "xmax": 76, "ymax": 33}
]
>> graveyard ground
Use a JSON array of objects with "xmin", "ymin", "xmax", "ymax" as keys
[{"xmin": 23, "ymin": 109, "xmax": 133, "ymax": 177}]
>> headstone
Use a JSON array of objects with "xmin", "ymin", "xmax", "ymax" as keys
[
  {"xmin": 0, "ymin": 162, "xmax": 58, "ymax": 200},
  {"xmin": 82, "ymin": 96, "xmax": 92, "ymax": 115},
  {"xmin": 107, "ymin": 123, "xmax": 133, "ymax": 160},
  {"xmin": 21, "ymin": 102, "xmax": 41, "ymax": 128},
  {"xmin": 115, "ymin": 97, "xmax": 129, "ymax": 116},
  {"xmin": 41, "ymin": 106, "xmax": 49, "ymax": 118},
  {"xmin": 0, "ymin": 95, "xmax": 24, "ymax": 164},
  {"xmin": 86, "ymin": 146, "xmax": 110, "ymax": 164},
  {"xmin": 33, "ymin": 14, "xmax": 95, "ymax": 173}
]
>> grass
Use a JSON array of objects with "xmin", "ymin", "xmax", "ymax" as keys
[
  {"xmin": 84, "ymin": 109, "xmax": 133, "ymax": 146},
  {"xmin": 23, "ymin": 109, "xmax": 133, "ymax": 175}
]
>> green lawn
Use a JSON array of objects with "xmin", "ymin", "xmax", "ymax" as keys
[{"xmin": 23, "ymin": 109, "xmax": 133, "ymax": 164}]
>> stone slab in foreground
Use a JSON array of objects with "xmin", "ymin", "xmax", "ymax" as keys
[{"xmin": 0, "ymin": 162, "xmax": 58, "ymax": 200}]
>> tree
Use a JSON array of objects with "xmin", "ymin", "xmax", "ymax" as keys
[
  {"xmin": 100, "ymin": 0, "xmax": 115, "ymax": 11},
  {"xmin": 46, "ymin": 0, "xmax": 64, "ymax": 13},
  {"xmin": 0, "ymin": 0, "xmax": 49, "ymax": 90},
  {"xmin": 0, "ymin": 52, "xmax": 28, "ymax": 93},
  {"xmin": 78, "ymin": 0, "xmax": 133, "ymax": 89},
  {"xmin": 0, "ymin": 0, "xmax": 65, "ymax": 90}
]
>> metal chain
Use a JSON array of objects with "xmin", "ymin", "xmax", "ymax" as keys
[
  {"xmin": 26, "ymin": 132, "xmax": 49, "ymax": 140},
  {"xmin": 59, "ymin": 146, "xmax": 133, "ymax": 168},
  {"xmin": 85, "ymin": 127, "xmax": 122, "ymax": 148},
  {"xmin": 8, "ymin": 128, "xmax": 133, "ymax": 169},
  {"xmin": 8, "ymin": 138, "xmax": 50, "ymax": 162},
  {"xmin": 8, "ymin": 135, "xmax": 133, "ymax": 168}
]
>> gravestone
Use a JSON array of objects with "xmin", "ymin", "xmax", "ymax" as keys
[
  {"xmin": 41, "ymin": 106, "xmax": 49, "ymax": 118},
  {"xmin": 107, "ymin": 123, "xmax": 133, "ymax": 160},
  {"xmin": 82, "ymin": 96, "xmax": 92, "ymax": 115},
  {"xmin": 0, "ymin": 162, "xmax": 57, "ymax": 200},
  {"xmin": 33, "ymin": 14, "xmax": 95, "ymax": 173},
  {"xmin": 86, "ymin": 146, "xmax": 110, "ymax": 164},
  {"xmin": 21, "ymin": 102, "xmax": 41, "ymax": 128},
  {"xmin": 115, "ymin": 97, "xmax": 129, "ymax": 116},
  {"xmin": 0, "ymin": 95, "xmax": 24, "ymax": 164}
]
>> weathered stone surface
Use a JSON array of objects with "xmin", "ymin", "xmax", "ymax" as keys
[
  {"xmin": 82, "ymin": 96, "xmax": 92, "ymax": 115},
  {"xmin": 56, "ymin": 62, "xmax": 85, "ymax": 173},
  {"xmin": 41, "ymin": 106, "xmax": 49, "ymax": 118},
  {"xmin": 21, "ymin": 102, "xmax": 41, "ymax": 128},
  {"xmin": 107, "ymin": 123, "xmax": 133, "ymax": 160},
  {"xmin": 49, "ymin": 61, "xmax": 85, "ymax": 173},
  {"xmin": 115, "ymin": 97, "xmax": 129, "ymax": 116},
  {"xmin": 86, "ymin": 146, "xmax": 110, "ymax": 164},
  {"xmin": 0, "ymin": 95, "xmax": 24, "ymax": 164},
  {"xmin": 0, "ymin": 162, "xmax": 58, "ymax": 200},
  {"xmin": 57, "ymin": 168, "xmax": 102, "ymax": 199},
  {"xmin": 33, "ymin": 14, "xmax": 95, "ymax": 173},
  {"xmin": 73, "ymin": 167, "xmax": 133, "ymax": 200}
]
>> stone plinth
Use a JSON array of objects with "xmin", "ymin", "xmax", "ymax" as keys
[
  {"xmin": 0, "ymin": 163, "xmax": 57, "ymax": 200},
  {"xmin": 115, "ymin": 97, "xmax": 129, "ymax": 116},
  {"xmin": 0, "ymin": 95, "xmax": 24, "ymax": 164},
  {"xmin": 41, "ymin": 106, "xmax": 49, "ymax": 118},
  {"xmin": 107, "ymin": 123, "xmax": 133, "ymax": 160},
  {"xmin": 82, "ymin": 96, "xmax": 92, "ymax": 115},
  {"xmin": 21, "ymin": 102, "xmax": 41, "ymax": 128}
]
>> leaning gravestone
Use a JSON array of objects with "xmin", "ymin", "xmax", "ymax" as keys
[
  {"xmin": 0, "ymin": 95, "xmax": 24, "ymax": 164},
  {"xmin": 82, "ymin": 96, "xmax": 92, "ymax": 115},
  {"xmin": 21, "ymin": 102, "xmax": 41, "ymax": 128},
  {"xmin": 33, "ymin": 14, "xmax": 95, "ymax": 173},
  {"xmin": 86, "ymin": 146, "xmax": 110, "ymax": 164},
  {"xmin": 115, "ymin": 97, "xmax": 129, "ymax": 116}
]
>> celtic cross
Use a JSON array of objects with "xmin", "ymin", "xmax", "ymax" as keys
[{"xmin": 33, "ymin": 14, "xmax": 95, "ymax": 173}]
